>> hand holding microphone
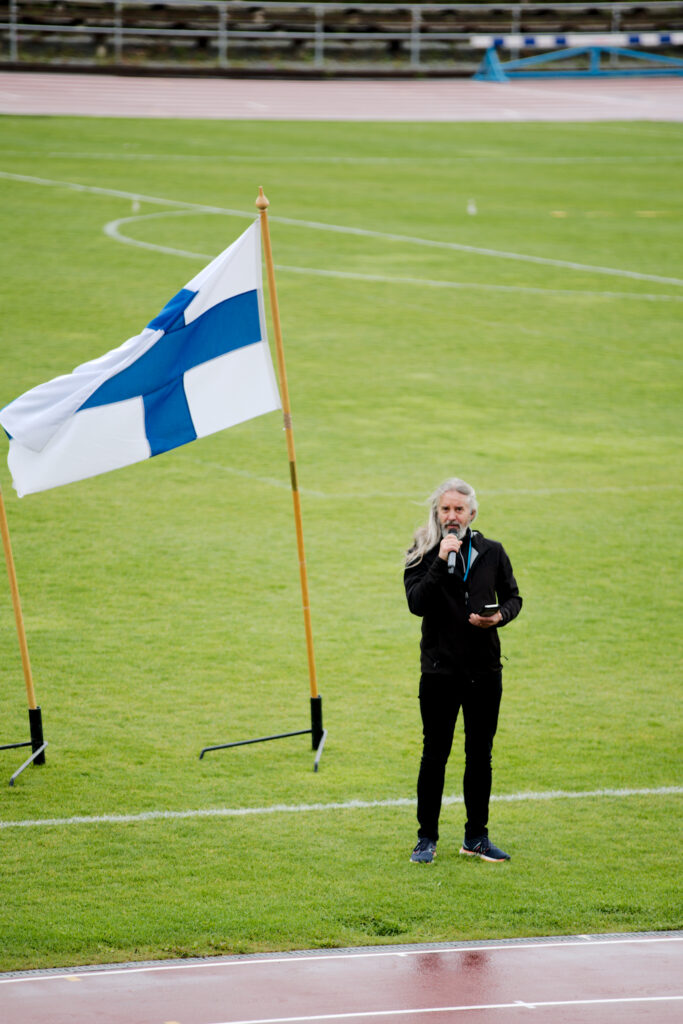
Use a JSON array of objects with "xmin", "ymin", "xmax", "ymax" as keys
[
  {"xmin": 438, "ymin": 528, "xmax": 464, "ymax": 577},
  {"xmin": 447, "ymin": 527, "xmax": 460, "ymax": 575}
]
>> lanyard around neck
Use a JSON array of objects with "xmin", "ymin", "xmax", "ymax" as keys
[{"xmin": 462, "ymin": 533, "xmax": 473, "ymax": 581}]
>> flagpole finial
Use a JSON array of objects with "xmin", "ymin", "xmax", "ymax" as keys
[{"xmin": 255, "ymin": 187, "xmax": 269, "ymax": 211}]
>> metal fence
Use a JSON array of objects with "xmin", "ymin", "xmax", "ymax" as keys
[{"xmin": 2, "ymin": 1, "xmax": 682, "ymax": 72}]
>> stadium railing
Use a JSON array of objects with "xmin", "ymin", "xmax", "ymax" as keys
[{"xmin": 1, "ymin": 1, "xmax": 682, "ymax": 75}]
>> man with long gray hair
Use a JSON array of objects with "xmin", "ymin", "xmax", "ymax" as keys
[{"xmin": 404, "ymin": 477, "xmax": 522, "ymax": 864}]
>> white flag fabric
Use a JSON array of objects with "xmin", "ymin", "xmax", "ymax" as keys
[{"xmin": 0, "ymin": 221, "xmax": 280, "ymax": 497}]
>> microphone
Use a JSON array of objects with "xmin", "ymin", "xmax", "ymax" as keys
[{"xmin": 447, "ymin": 527, "xmax": 459, "ymax": 575}]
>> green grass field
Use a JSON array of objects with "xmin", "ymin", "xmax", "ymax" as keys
[{"xmin": 0, "ymin": 115, "xmax": 681, "ymax": 971}]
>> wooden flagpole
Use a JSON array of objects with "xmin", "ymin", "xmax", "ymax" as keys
[
  {"xmin": 255, "ymin": 187, "xmax": 323, "ymax": 749},
  {"xmin": 0, "ymin": 481, "xmax": 47, "ymax": 780},
  {"xmin": 199, "ymin": 192, "xmax": 326, "ymax": 768}
]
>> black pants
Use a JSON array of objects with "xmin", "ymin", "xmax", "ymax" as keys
[{"xmin": 417, "ymin": 670, "xmax": 502, "ymax": 842}]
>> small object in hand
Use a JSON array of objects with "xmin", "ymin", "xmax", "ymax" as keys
[{"xmin": 480, "ymin": 604, "xmax": 499, "ymax": 617}]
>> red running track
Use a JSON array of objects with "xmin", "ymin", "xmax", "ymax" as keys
[
  {"xmin": 0, "ymin": 71, "xmax": 681, "ymax": 120},
  {"xmin": 1, "ymin": 933, "xmax": 681, "ymax": 1024}
]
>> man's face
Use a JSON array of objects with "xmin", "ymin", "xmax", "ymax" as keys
[{"xmin": 438, "ymin": 490, "xmax": 476, "ymax": 538}]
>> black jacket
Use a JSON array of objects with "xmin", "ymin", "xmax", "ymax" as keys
[{"xmin": 404, "ymin": 529, "xmax": 522, "ymax": 676}]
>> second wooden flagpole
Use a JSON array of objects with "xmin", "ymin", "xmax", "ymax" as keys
[
  {"xmin": 0, "ymin": 481, "xmax": 46, "ymax": 771},
  {"xmin": 256, "ymin": 187, "xmax": 323, "ymax": 750},
  {"xmin": 0, "ymin": 482, "xmax": 37, "ymax": 710}
]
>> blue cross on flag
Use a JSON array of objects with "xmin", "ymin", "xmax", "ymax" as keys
[{"xmin": 0, "ymin": 221, "xmax": 281, "ymax": 497}]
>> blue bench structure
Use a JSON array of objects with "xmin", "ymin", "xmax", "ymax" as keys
[{"xmin": 472, "ymin": 32, "xmax": 683, "ymax": 81}]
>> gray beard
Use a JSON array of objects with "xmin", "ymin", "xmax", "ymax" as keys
[{"xmin": 442, "ymin": 524, "xmax": 467, "ymax": 540}]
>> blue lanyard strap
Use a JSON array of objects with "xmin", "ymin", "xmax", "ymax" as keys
[{"xmin": 462, "ymin": 534, "xmax": 473, "ymax": 581}]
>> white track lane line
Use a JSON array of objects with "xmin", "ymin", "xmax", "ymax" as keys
[
  {"xmin": 206, "ymin": 995, "xmax": 683, "ymax": 1024},
  {"xmin": 1, "ymin": 935, "xmax": 681, "ymax": 984}
]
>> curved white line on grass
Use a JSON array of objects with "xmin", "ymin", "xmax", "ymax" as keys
[
  {"xmin": 104, "ymin": 211, "xmax": 683, "ymax": 303},
  {"xmin": 104, "ymin": 211, "xmax": 213, "ymax": 260},
  {"xmin": 2, "ymin": 170, "xmax": 682, "ymax": 287},
  {"xmin": 1, "ymin": 786, "xmax": 680, "ymax": 831}
]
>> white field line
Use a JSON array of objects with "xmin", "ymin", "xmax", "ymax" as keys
[
  {"xmin": 188, "ymin": 459, "xmax": 683, "ymax": 500},
  {"xmin": 6, "ymin": 148, "xmax": 683, "ymax": 165},
  {"xmin": 2, "ymin": 170, "xmax": 683, "ymax": 287},
  {"xmin": 273, "ymin": 263, "xmax": 683, "ymax": 302},
  {"xmin": 104, "ymin": 212, "xmax": 683, "ymax": 303},
  {"xmin": 208, "ymin": 996, "xmax": 683, "ymax": 1024},
  {"xmin": 1, "ymin": 786, "xmax": 680, "ymax": 832}
]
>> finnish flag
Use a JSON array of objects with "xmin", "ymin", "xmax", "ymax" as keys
[{"xmin": 0, "ymin": 221, "xmax": 281, "ymax": 497}]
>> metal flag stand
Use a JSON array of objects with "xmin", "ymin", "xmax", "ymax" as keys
[
  {"xmin": 473, "ymin": 43, "xmax": 683, "ymax": 82},
  {"xmin": 200, "ymin": 188, "xmax": 327, "ymax": 772},
  {"xmin": 0, "ymin": 483, "xmax": 48, "ymax": 786}
]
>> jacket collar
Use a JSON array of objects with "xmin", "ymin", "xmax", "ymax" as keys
[{"xmin": 467, "ymin": 528, "xmax": 479, "ymax": 567}]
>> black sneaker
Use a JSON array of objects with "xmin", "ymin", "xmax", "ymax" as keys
[
  {"xmin": 410, "ymin": 837, "xmax": 437, "ymax": 863},
  {"xmin": 460, "ymin": 835, "xmax": 510, "ymax": 862}
]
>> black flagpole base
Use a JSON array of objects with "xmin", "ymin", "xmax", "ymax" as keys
[
  {"xmin": 200, "ymin": 696, "xmax": 327, "ymax": 771},
  {"xmin": 310, "ymin": 695, "xmax": 327, "ymax": 771},
  {"xmin": 1, "ymin": 705, "xmax": 48, "ymax": 786},
  {"xmin": 29, "ymin": 706, "xmax": 46, "ymax": 764}
]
